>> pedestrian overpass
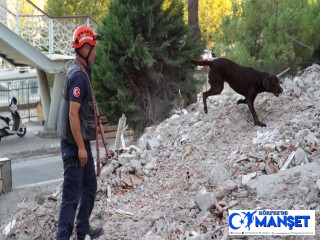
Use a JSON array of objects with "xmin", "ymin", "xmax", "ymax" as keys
[{"xmin": 0, "ymin": 0, "xmax": 98, "ymax": 130}]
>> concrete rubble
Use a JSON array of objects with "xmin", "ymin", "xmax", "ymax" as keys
[{"xmin": 2, "ymin": 64, "xmax": 320, "ymax": 239}]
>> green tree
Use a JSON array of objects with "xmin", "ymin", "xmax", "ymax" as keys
[
  {"xmin": 44, "ymin": 0, "xmax": 109, "ymax": 21},
  {"xmin": 311, "ymin": 0, "xmax": 320, "ymax": 63},
  {"xmin": 198, "ymin": 0, "xmax": 241, "ymax": 48},
  {"xmin": 214, "ymin": 0, "xmax": 320, "ymax": 73},
  {"xmin": 93, "ymin": 0, "xmax": 202, "ymax": 134}
]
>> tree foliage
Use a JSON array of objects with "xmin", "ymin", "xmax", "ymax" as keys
[
  {"xmin": 44, "ymin": 0, "xmax": 109, "ymax": 21},
  {"xmin": 93, "ymin": 0, "xmax": 202, "ymax": 134},
  {"xmin": 163, "ymin": 0, "xmax": 238, "ymax": 47},
  {"xmin": 310, "ymin": 0, "xmax": 320, "ymax": 62},
  {"xmin": 214, "ymin": 0, "xmax": 320, "ymax": 73},
  {"xmin": 198, "ymin": 0, "xmax": 234, "ymax": 44}
]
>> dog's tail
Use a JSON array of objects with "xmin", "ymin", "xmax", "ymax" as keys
[{"xmin": 190, "ymin": 59, "xmax": 211, "ymax": 66}]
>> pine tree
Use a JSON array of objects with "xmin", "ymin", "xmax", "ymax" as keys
[
  {"xmin": 214, "ymin": 0, "xmax": 320, "ymax": 73},
  {"xmin": 311, "ymin": 0, "xmax": 320, "ymax": 63},
  {"xmin": 93, "ymin": 0, "xmax": 202, "ymax": 134}
]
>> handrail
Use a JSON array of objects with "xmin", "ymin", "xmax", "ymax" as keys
[
  {"xmin": 26, "ymin": 0, "xmax": 50, "ymax": 17},
  {"xmin": 0, "ymin": 3, "xmax": 15, "ymax": 16},
  {"xmin": 26, "ymin": 0, "xmax": 98, "ymax": 24},
  {"xmin": 0, "ymin": 0, "xmax": 99, "ymax": 56},
  {"xmin": 49, "ymin": 15, "xmax": 98, "ymax": 23},
  {"xmin": 0, "ymin": 66, "xmax": 34, "ymax": 73}
]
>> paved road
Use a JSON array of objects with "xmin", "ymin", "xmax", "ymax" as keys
[
  {"xmin": 0, "ymin": 121, "xmax": 60, "ymax": 159},
  {"xmin": 11, "ymin": 155, "xmax": 63, "ymax": 187},
  {"xmin": 0, "ymin": 120, "xmax": 115, "ymax": 188}
]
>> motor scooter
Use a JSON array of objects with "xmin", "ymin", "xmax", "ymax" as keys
[{"xmin": 0, "ymin": 97, "xmax": 27, "ymax": 141}]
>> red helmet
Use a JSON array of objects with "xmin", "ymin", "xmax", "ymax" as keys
[{"xmin": 72, "ymin": 25, "xmax": 100, "ymax": 49}]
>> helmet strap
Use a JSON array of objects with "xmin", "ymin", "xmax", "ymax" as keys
[
  {"xmin": 75, "ymin": 45, "xmax": 94, "ymax": 65},
  {"xmin": 87, "ymin": 46, "xmax": 94, "ymax": 64}
]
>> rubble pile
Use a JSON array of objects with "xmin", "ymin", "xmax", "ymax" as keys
[{"xmin": 2, "ymin": 64, "xmax": 320, "ymax": 240}]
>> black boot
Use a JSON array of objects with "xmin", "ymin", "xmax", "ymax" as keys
[{"xmin": 77, "ymin": 226, "xmax": 104, "ymax": 240}]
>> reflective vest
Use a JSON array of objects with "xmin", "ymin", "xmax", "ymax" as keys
[{"xmin": 57, "ymin": 63, "xmax": 96, "ymax": 144}]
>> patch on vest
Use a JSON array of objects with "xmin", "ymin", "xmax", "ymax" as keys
[{"xmin": 73, "ymin": 87, "xmax": 80, "ymax": 97}]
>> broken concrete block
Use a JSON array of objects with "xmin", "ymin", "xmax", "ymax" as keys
[
  {"xmin": 146, "ymin": 139, "xmax": 160, "ymax": 150},
  {"xmin": 195, "ymin": 191, "xmax": 216, "ymax": 212},
  {"xmin": 304, "ymin": 134, "xmax": 319, "ymax": 145},
  {"xmin": 118, "ymin": 153, "xmax": 136, "ymax": 166},
  {"xmin": 130, "ymin": 175, "xmax": 143, "ymax": 186},
  {"xmin": 306, "ymin": 186, "xmax": 319, "ymax": 204},
  {"xmin": 208, "ymin": 164, "xmax": 231, "ymax": 186},
  {"xmin": 121, "ymin": 173, "xmax": 133, "ymax": 187},
  {"xmin": 241, "ymin": 172, "xmax": 256, "ymax": 185},
  {"xmin": 130, "ymin": 160, "xmax": 143, "ymax": 171},
  {"xmin": 295, "ymin": 129, "xmax": 309, "ymax": 139},
  {"xmin": 294, "ymin": 148, "xmax": 307, "ymax": 165}
]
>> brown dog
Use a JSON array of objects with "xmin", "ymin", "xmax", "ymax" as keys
[{"xmin": 191, "ymin": 58, "xmax": 283, "ymax": 127}]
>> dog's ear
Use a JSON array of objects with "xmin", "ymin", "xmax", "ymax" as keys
[{"xmin": 263, "ymin": 75, "xmax": 271, "ymax": 91}]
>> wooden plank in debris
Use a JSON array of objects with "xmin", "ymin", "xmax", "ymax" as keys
[
  {"xmin": 114, "ymin": 209, "xmax": 138, "ymax": 221},
  {"xmin": 280, "ymin": 151, "xmax": 295, "ymax": 171},
  {"xmin": 215, "ymin": 203, "xmax": 224, "ymax": 213},
  {"xmin": 2, "ymin": 219, "xmax": 16, "ymax": 236},
  {"xmin": 100, "ymin": 124, "xmax": 119, "ymax": 132},
  {"xmin": 100, "ymin": 115, "xmax": 108, "ymax": 124},
  {"xmin": 114, "ymin": 113, "xmax": 127, "ymax": 150},
  {"xmin": 223, "ymin": 200, "xmax": 238, "ymax": 211},
  {"xmin": 97, "ymin": 124, "xmax": 132, "ymax": 139},
  {"xmin": 241, "ymin": 172, "xmax": 256, "ymax": 185},
  {"xmin": 100, "ymin": 163, "xmax": 114, "ymax": 179},
  {"xmin": 97, "ymin": 131, "xmax": 117, "ymax": 139}
]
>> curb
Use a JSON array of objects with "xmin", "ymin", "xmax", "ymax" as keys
[
  {"xmin": 13, "ymin": 178, "xmax": 63, "ymax": 189},
  {"xmin": 3, "ymin": 147, "xmax": 61, "ymax": 160}
]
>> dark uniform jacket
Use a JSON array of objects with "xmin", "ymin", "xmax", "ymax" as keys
[{"xmin": 57, "ymin": 63, "xmax": 96, "ymax": 145}]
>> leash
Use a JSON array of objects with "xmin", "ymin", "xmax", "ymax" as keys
[{"xmin": 74, "ymin": 59, "xmax": 111, "ymax": 176}]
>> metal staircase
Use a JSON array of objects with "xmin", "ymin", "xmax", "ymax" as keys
[
  {"xmin": 0, "ymin": 0, "xmax": 99, "ymax": 130},
  {"xmin": 0, "ymin": 0, "xmax": 98, "ymax": 56}
]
